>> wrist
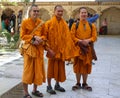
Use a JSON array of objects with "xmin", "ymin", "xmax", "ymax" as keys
[
  {"xmin": 88, "ymin": 39, "xmax": 91, "ymax": 43},
  {"xmin": 78, "ymin": 39, "xmax": 82, "ymax": 43},
  {"xmin": 31, "ymin": 36, "xmax": 35, "ymax": 44}
]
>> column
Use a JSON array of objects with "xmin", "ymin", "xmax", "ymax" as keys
[
  {"xmin": 13, "ymin": 11, "xmax": 18, "ymax": 34},
  {"xmin": 96, "ymin": 7, "xmax": 102, "ymax": 35},
  {"xmin": 0, "ymin": 9, "xmax": 3, "ymax": 30},
  {"xmin": 0, "ymin": 13, "xmax": 2, "ymax": 30}
]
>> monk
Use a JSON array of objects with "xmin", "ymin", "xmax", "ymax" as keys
[
  {"xmin": 44, "ymin": 5, "xmax": 78, "ymax": 94},
  {"xmin": 71, "ymin": 7, "xmax": 97, "ymax": 91},
  {"xmin": 20, "ymin": 4, "xmax": 54, "ymax": 98}
]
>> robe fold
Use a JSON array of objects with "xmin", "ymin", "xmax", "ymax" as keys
[
  {"xmin": 71, "ymin": 20, "xmax": 97, "ymax": 74},
  {"xmin": 20, "ymin": 18, "xmax": 46, "ymax": 85},
  {"xmin": 44, "ymin": 16, "xmax": 78, "ymax": 82}
]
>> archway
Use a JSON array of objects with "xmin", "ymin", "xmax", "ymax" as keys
[
  {"xmin": 39, "ymin": 8, "xmax": 50, "ymax": 21},
  {"xmin": 63, "ymin": 9, "xmax": 69, "ymax": 22},
  {"xmin": 71, "ymin": 7, "xmax": 96, "ymax": 19},
  {"xmin": 1, "ymin": 8, "xmax": 14, "ymax": 20},
  {"xmin": 100, "ymin": 7, "xmax": 120, "ymax": 34}
]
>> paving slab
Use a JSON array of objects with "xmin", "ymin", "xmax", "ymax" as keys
[
  {"xmin": 0, "ymin": 78, "xmax": 22, "ymax": 98},
  {"xmin": 0, "ymin": 35, "xmax": 120, "ymax": 98}
]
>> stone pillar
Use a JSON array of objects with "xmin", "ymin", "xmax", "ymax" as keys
[
  {"xmin": 49, "ymin": 10, "xmax": 53, "ymax": 18},
  {"xmin": 0, "ymin": 11, "xmax": 2, "ymax": 30},
  {"xmin": 96, "ymin": 17, "xmax": 100, "ymax": 35},
  {"xmin": 68, "ymin": 3, "xmax": 73, "ymax": 19},
  {"xmin": 67, "ymin": 8, "xmax": 73, "ymax": 19},
  {"xmin": 96, "ymin": 7, "xmax": 102, "ymax": 35},
  {"xmin": 0, "ymin": 8, "xmax": 3, "ymax": 30},
  {"xmin": 14, "ymin": 11, "xmax": 18, "ymax": 33}
]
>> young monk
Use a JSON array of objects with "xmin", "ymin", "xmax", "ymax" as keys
[
  {"xmin": 71, "ymin": 7, "xmax": 97, "ymax": 91},
  {"xmin": 44, "ymin": 5, "xmax": 79, "ymax": 94},
  {"xmin": 20, "ymin": 4, "xmax": 53, "ymax": 98}
]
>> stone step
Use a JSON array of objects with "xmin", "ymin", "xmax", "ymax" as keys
[
  {"xmin": 0, "ymin": 78, "xmax": 23, "ymax": 98},
  {"xmin": 0, "ymin": 50, "xmax": 22, "ymax": 67}
]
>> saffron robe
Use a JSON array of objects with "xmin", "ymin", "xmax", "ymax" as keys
[
  {"xmin": 71, "ymin": 20, "xmax": 97, "ymax": 74},
  {"xmin": 20, "ymin": 18, "xmax": 45, "ymax": 85},
  {"xmin": 44, "ymin": 16, "xmax": 78, "ymax": 82}
]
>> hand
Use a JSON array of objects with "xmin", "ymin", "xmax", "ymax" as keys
[
  {"xmin": 46, "ymin": 49, "xmax": 55, "ymax": 58},
  {"xmin": 77, "ymin": 40, "xmax": 82, "ymax": 46},
  {"xmin": 81, "ymin": 39, "xmax": 90, "ymax": 47},
  {"xmin": 34, "ymin": 36, "xmax": 43, "ymax": 44},
  {"xmin": 32, "ymin": 40, "xmax": 40, "ymax": 45}
]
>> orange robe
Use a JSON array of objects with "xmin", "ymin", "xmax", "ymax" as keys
[
  {"xmin": 44, "ymin": 16, "xmax": 78, "ymax": 82},
  {"xmin": 20, "ymin": 18, "xmax": 45, "ymax": 85},
  {"xmin": 71, "ymin": 20, "xmax": 97, "ymax": 74}
]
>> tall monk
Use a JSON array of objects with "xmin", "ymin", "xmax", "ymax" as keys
[
  {"xmin": 44, "ymin": 5, "xmax": 78, "ymax": 94},
  {"xmin": 71, "ymin": 7, "xmax": 97, "ymax": 91},
  {"xmin": 20, "ymin": 4, "xmax": 53, "ymax": 98}
]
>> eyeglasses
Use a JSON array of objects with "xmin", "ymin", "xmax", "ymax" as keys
[{"xmin": 33, "ymin": 10, "xmax": 39, "ymax": 13}]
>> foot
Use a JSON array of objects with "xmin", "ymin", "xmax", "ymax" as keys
[
  {"xmin": 46, "ymin": 86, "xmax": 56, "ymax": 94},
  {"xmin": 54, "ymin": 84, "xmax": 65, "ymax": 92},
  {"xmin": 72, "ymin": 83, "xmax": 81, "ymax": 91},
  {"xmin": 82, "ymin": 83, "xmax": 92, "ymax": 91},
  {"xmin": 23, "ymin": 94, "xmax": 32, "ymax": 98},
  {"xmin": 32, "ymin": 90, "xmax": 43, "ymax": 97}
]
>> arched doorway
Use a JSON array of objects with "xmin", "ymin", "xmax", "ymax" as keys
[
  {"xmin": 101, "ymin": 7, "xmax": 120, "ymax": 34},
  {"xmin": 39, "ymin": 8, "xmax": 50, "ymax": 21},
  {"xmin": 72, "ymin": 7, "xmax": 96, "ymax": 20},
  {"xmin": 63, "ymin": 9, "xmax": 69, "ymax": 22}
]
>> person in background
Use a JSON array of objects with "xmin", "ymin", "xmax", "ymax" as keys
[
  {"xmin": 10, "ymin": 11, "xmax": 16, "ymax": 35},
  {"xmin": 87, "ymin": 13, "xmax": 99, "ymax": 23},
  {"xmin": 68, "ymin": 18, "xmax": 74, "ymax": 30},
  {"xmin": 102, "ymin": 18, "xmax": 108, "ymax": 35},
  {"xmin": 1, "ymin": 15, "xmax": 11, "ymax": 33}
]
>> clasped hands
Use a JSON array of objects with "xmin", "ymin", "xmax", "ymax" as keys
[
  {"xmin": 77, "ymin": 39, "xmax": 91, "ymax": 55},
  {"xmin": 32, "ymin": 36, "xmax": 43, "ymax": 45},
  {"xmin": 77, "ymin": 39, "xmax": 90, "ymax": 47}
]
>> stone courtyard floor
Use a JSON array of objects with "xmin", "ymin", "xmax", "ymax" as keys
[{"xmin": 0, "ymin": 35, "xmax": 120, "ymax": 98}]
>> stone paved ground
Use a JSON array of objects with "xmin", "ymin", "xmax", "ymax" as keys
[{"xmin": 0, "ymin": 35, "xmax": 120, "ymax": 98}]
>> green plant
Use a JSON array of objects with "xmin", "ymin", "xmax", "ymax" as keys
[
  {"xmin": 13, "ymin": 33, "xmax": 19, "ymax": 42},
  {"xmin": 1, "ymin": 29, "xmax": 11, "ymax": 43},
  {"xmin": 0, "ymin": 29, "xmax": 20, "ymax": 49}
]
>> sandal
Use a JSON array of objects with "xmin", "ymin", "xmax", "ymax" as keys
[
  {"xmin": 23, "ymin": 94, "xmax": 32, "ymax": 98},
  {"xmin": 72, "ymin": 83, "xmax": 81, "ymax": 91},
  {"xmin": 47, "ymin": 86, "xmax": 56, "ymax": 94},
  {"xmin": 32, "ymin": 91, "xmax": 43, "ymax": 97},
  {"xmin": 54, "ymin": 84, "xmax": 65, "ymax": 92},
  {"xmin": 82, "ymin": 83, "xmax": 92, "ymax": 91}
]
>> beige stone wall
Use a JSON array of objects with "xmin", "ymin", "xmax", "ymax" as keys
[
  {"xmin": 0, "ymin": 1, "xmax": 120, "ymax": 34},
  {"xmin": 100, "ymin": 7, "xmax": 120, "ymax": 34}
]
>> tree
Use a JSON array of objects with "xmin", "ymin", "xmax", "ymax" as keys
[{"xmin": 32, "ymin": 0, "xmax": 36, "ymax": 5}]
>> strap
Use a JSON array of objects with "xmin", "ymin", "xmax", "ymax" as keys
[
  {"xmin": 30, "ymin": 21, "xmax": 44, "ymax": 35},
  {"xmin": 76, "ymin": 21, "xmax": 92, "ymax": 31},
  {"xmin": 76, "ymin": 22, "xmax": 79, "ymax": 30},
  {"xmin": 88, "ymin": 22, "xmax": 92, "ymax": 31},
  {"xmin": 17, "ymin": 21, "xmax": 44, "ymax": 47}
]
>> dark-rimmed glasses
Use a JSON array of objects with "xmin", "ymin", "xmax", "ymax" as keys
[{"xmin": 33, "ymin": 10, "xmax": 39, "ymax": 13}]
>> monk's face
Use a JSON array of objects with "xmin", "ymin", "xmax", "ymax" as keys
[
  {"xmin": 79, "ymin": 8, "xmax": 88, "ymax": 20},
  {"xmin": 54, "ymin": 6, "xmax": 63, "ymax": 19},
  {"xmin": 30, "ymin": 6, "xmax": 39, "ymax": 19}
]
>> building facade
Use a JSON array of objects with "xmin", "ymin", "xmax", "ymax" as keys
[{"xmin": 0, "ymin": 1, "xmax": 120, "ymax": 34}]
